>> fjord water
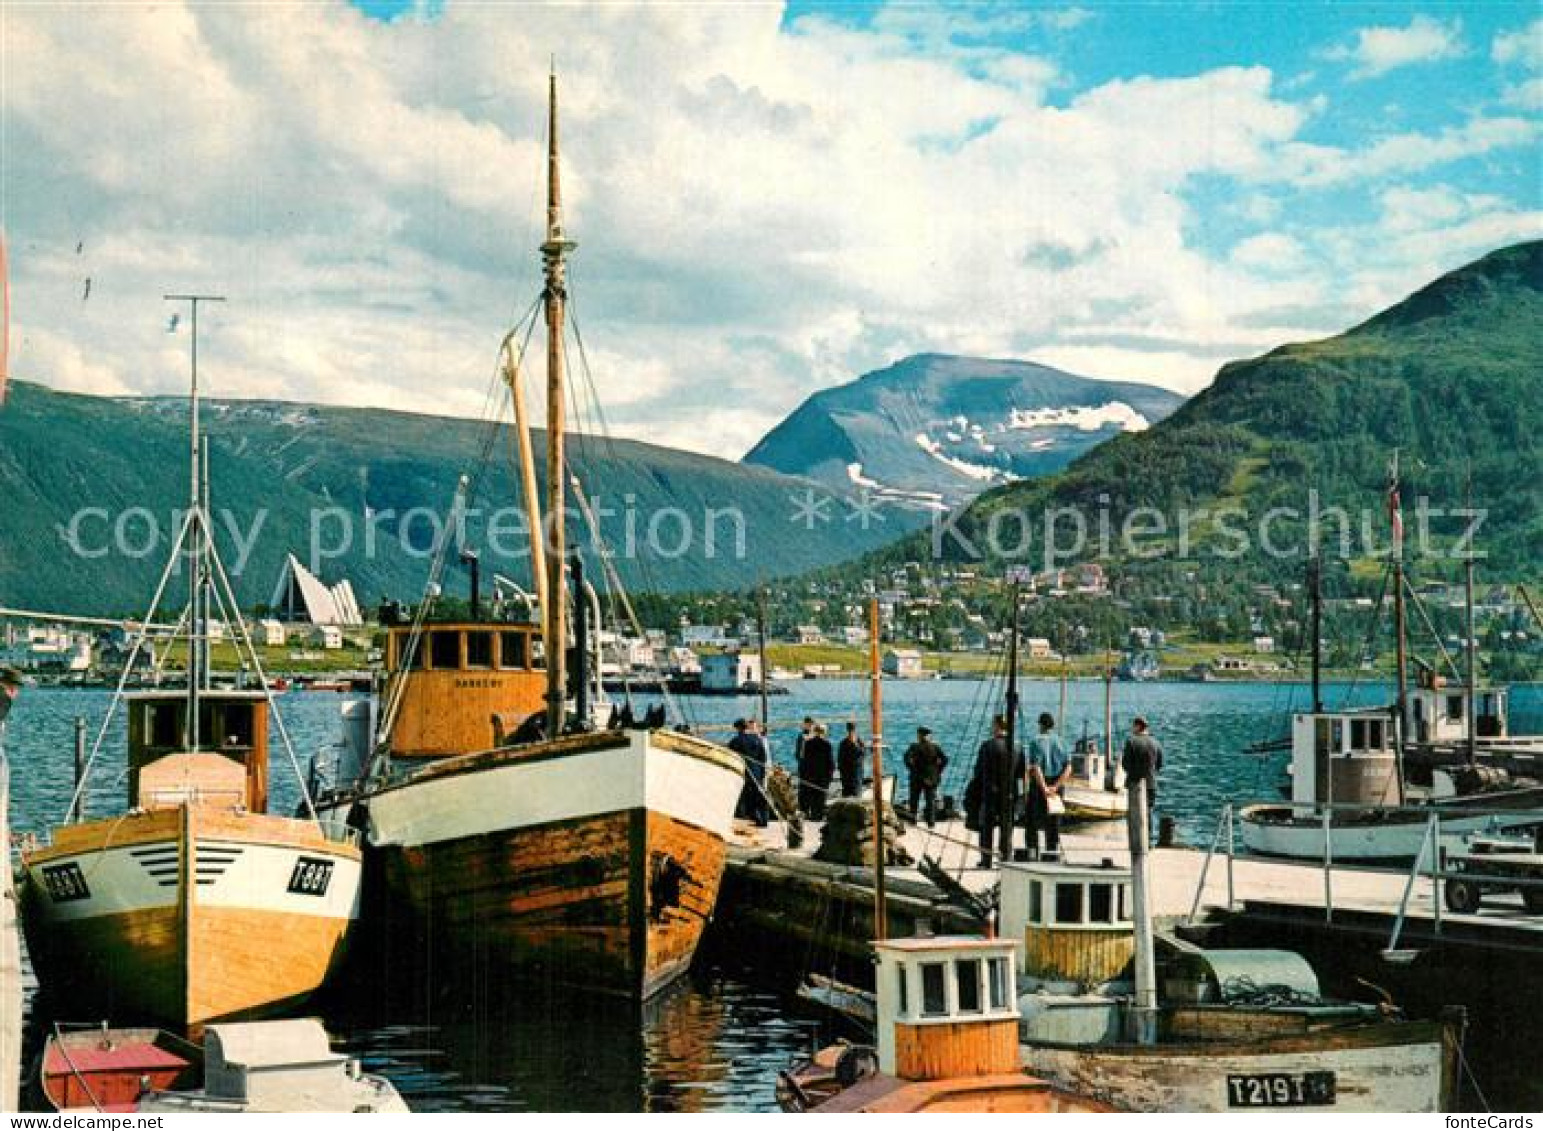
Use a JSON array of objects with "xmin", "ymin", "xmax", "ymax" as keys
[{"xmin": 7, "ymin": 680, "xmax": 1540, "ymax": 1111}]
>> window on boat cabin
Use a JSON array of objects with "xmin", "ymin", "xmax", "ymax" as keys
[
  {"xmin": 465, "ymin": 631, "xmax": 494, "ymax": 669},
  {"xmin": 212, "ymin": 703, "xmax": 255, "ymax": 749},
  {"xmin": 1446, "ymin": 694, "xmax": 1464, "ymax": 721},
  {"xmin": 148, "ymin": 702, "xmax": 181, "ymax": 748},
  {"xmin": 1349, "ymin": 718, "xmax": 1384, "ymax": 751},
  {"xmin": 1090, "ymin": 882, "xmax": 1114, "ymax": 924},
  {"xmin": 955, "ymin": 958, "xmax": 982, "ymax": 1014},
  {"xmin": 920, "ymin": 962, "xmax": 947, "ymax": 1016},
  {"xmin": 897, "ymin": 961, "xmax": 908, "ymax": 1016},
  {"xmin": 1055, "ymin": 881, "xmax": 1084, "ymax": 925},
  {"xmin": 988, "ymin": 956, "xmax": 1009, "ymax": 1010},
  {"xmin": 1029, "ymin": 880, "xmax": 1043, "ymax": 924},
  {"xmin": 499, "ymin": 632, "xmax": 528, "ymax": 670},
  {"xmin": 431, "ymin": 630, "xmax": 461, "ymax": 670},
  {"xmin": 1117, "ymin": 881, "xmax": 1130, "ymax": 923},
  {"xmin": 400, "ymin": 633, "xmax": 428, "ymax": 670}
]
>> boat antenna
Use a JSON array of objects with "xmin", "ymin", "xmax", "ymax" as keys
[
  {"xmin": 541, "ymin": 69, "xmax": 576, "ymax": 741},
  {"xmin": 164, "ymin": 293, "xmax": 224, "ymax": 749},
  {"xmin": 1464, "ymin": 462, "xmax": 1477, "ymax": 765},
  {"xmin": 1309, "ymin": 532, "xmax": 1323, "ymax": 714},
  {"xmin": 1388, "ymin": 451, "xmax": 1409, "ymax": 788}
]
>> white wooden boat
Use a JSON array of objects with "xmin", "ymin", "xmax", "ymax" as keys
[{"xmin": 1001, "ymin": 858, "xmax": 1463, "ymax": 1112}]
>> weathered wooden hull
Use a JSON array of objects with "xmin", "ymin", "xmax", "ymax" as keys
[
  {"xmin": 1023, "ymin": 1017, "xmax": 1457, "ymax": 1113},
  {"xmin": 364, "ymin": 728, "xmax": 743, "ymax": 999},
  {"xmin": 21, "ymin": 807, "xmax": 361, "ymax": 1029}
]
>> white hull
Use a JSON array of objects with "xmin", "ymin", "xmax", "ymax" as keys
[
  {"xmin": 1025, "ymin": 1028, "xmax": 1452, "ymax": 1112},
  {"xmin": 1239, "ymin": 804, "xmax": 1541, "ymax": 862},
  {"xmin": 366, "ymin": 729, "xmax": 743, "ymax": 850},
  {"xmin": 1062, "ymin": 783, "xmax": 1128, "ymax": 822}
]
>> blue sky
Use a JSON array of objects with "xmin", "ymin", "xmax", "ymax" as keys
[{"xmin": 4, "ymin": 2, "xmax": 1539, "ymax": 456}]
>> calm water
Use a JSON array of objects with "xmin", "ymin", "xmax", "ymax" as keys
[{"xmin": 6, "ymin": 679, "xmax": 1540, "ymax": 1111}]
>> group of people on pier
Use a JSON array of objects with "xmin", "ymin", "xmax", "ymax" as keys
[{"xmin": 728, "ymin": 708, "xmax": 1164, "ymax": 869}]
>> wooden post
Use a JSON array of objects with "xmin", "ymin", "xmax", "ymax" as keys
[
  {"xmin": 756, "ymin": 590, "xmax": 770, "ymax": 733},
  {"xmin": 869, "ymin": 597, "xmax": 887, "ymax": 942},
  {"xmin": 1127, "ymin": 778, "xmax": 1157, "ymax": 1044}
]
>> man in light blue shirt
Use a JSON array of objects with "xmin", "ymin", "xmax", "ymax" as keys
[{"xmin": 1025, "ymin": 711, "xmax": 1070, "ymax": 860}]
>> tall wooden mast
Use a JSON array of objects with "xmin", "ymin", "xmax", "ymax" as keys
[{"xmin": 542, "ymin": 70, "xmax": 575, "ymax": 740}]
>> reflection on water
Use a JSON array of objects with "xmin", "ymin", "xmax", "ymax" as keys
[{"xmin": 6, "ymin": 681, "xmax": 1539, "ymax": 1111}]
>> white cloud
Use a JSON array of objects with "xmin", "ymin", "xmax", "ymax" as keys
[
  {"xmin": 1492, "ymin": 18, "xmax": 1543, "ymax": 68},
  {"xmin": 1324, "ymin": 14, "xmax": 1466, "ymax": 79},
  {"xmin": 0, "ymin": 1, "xmax": 1534, "ymax": 468}
]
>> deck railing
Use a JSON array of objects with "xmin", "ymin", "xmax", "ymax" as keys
[{"xmin": 1185, "ymin": 800, "xmax": 1543, "ymax": 956}]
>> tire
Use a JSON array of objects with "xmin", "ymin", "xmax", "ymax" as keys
[{"xmin": 1444, "ymin": 878, "xmax": 1483, "ymax": 914}]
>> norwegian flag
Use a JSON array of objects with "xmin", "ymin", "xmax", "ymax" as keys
[{"xmin": 1386, "ymin": 454, "xmax": 1404, "ymax": 553}]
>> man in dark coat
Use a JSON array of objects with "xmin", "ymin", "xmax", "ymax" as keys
[
  {"xmin": 1121, "ymin": 716, "xmax": 1164, "ymax": 811},
  {"xmin": 837, "ymin": 721, "xmax": 866, "ymax": 798},
  {"xmin": 903, "ymin": 726, "xmax": 947, "ymax": 827},
  {"xmin": 728, "ymin": 718, "xmax": 771, "ymax": 826},
  {"xmin": 797, "ymin": 722, "xmax": 834, "ymax": 820},
  {"xmin": 972, "ymin": 715, "xmax": 1023, "ymax": 868}
]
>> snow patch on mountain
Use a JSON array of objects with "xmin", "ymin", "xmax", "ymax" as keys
[
  {"xmin": 1006, "ymin": 402, "xmax": 1150, "ymax": 433},
  {"xmin": 913, "ymin": 434, "xmax": 1015, "ymax": 484},
  {"xmin": 847, "ymin": 462, "xmax": 948, "ymax": 510}
]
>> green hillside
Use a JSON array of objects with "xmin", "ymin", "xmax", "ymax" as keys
[
  {"xmin": 0, "ymin": 382, "xmax": 921, "ymax": 614},
  {"xmin": 904, "ymin": 241, "xmax": 1543, "ymax": 580}
]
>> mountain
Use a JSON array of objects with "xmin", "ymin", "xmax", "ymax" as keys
[
  {"xmin": 932, "ymin": 241, "xmax": 1543, "ymax": 579},
  {"xmin": 0, "ymin": 381, "xmax": 925, "ymax": 615},
  {"xmin": 743, "ymin": 353, "xmax": 1184, "ymax": 507}
]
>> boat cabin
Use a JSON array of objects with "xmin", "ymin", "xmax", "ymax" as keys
[
  {"xmin": 1289, "ymin": 709, "xmax": 1402, "ymax": 808},
  {"xmin": 126, "ymin": 690, "xmax": 270, "ymax": 813},
  {"xmin": 1000, "ymin": 859, "xmax": 1135, "ymax": 987},
  {"xmin": 1405, "ymin": 675, "xmax": 1508, "ymax": 746},
  {"xmin": 384, "ymin": 622, "xmax": 547, "ymax": 757},
  {"xmin": 874, "ymin": 936, "xmax": 1020, "ymax": 1081}
]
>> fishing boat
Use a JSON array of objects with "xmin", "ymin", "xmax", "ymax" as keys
[
  {"xmin": 777, "ymin": 935, "xmax": 1117, "ymax": 1113},
  {"xmin": 318, "ymin": 75, "xmax": 743, "ymax": 1000},
  {"xmin": 1238, "ymin": 495, "xmax": 1543, "ymax": 863},
  {"xmin": 1059, "ymin": 657, "xmax": 1127, "ymax": 822},
  {"xmin": 1002, "ymin": 797, "xmax": 1465, "ymax": 1112},
  {"xmin": 19, "ymin": 300, "xmax": 361, "ymax": 1029},
  {"xmin": 39, "ymin": 1019, "xmax": 406, "ymax": 1112}
]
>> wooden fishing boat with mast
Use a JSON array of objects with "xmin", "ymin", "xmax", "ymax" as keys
[
  {"xmin": 19, "ymin": 298, "xmax": 362, "ymax": 1029},
  {"xmin": 338, "ymin": 74, "xmax": 744, "ymax": 1000}
]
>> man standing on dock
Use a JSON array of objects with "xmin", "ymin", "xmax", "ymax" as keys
[
  {"xmin": 903, "ymin": 726, "xmax": 947, "ymax": 828},
  {"xmin": 973, "ymin": 715, "xmax": 1023, "ymax": 868},
  {"xmin": 1026, "ymin": 712, "xmax": 1069, "ymax": 860},
  {"xmin": 729, "ymin": 718, "xmax": 772, "ymax": 827},
  {"xmin": 797, "ymin": 722, "xmax": 834, "ymax": 820},
  {"xmin": 1121, "ymin": 717, "xmax": 1163, "ymax": 814},
  {"xmin": 837, "ymin": 721, "xmax": 865, "ymax": 798}
]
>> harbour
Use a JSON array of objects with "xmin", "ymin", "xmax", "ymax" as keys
[{"xmin": 5, "ymin": 678, "xmax": 1540, "ymax": 1110}]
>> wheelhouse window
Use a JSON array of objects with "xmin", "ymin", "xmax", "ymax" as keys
[
  {"xmin": 431, "ymin": 631, "xmax": 461, "ymax": 670},
  {"xmin": 499, "ymin": 631, "xmax": 528, "ymax": 670},
  {"xmin": 1090, "ymin": 882, "xmax": 1114, "ymax": 924},
  {"xmin": 1055, "ymin": 881, "xmax": 1084, "ymax": 925},
  {"xmin": 920, "ymin": 962, "xmax": 947, "ymax": 1017},
  {"xmin": 1446, "ymin": 695, "xmax": 1464, "ymax": 721},
  {"xmin": 955, "ymin": 959, "xmax": 982, "ymax": 1014},
  {"xmin": 897, "ymin": 963, "xmax": 908, "ymax": 1016},
  {"xmin": 1029, "ymin": 880, "xmax": 1043, "ymax": 924},
  {"xmin": 988, "ymin": 956, "xmax": 1009, "ymax": 1010},
  {"xmin": 466, "ymin": 631, "xmax": 493, "ymax": 669},
  {"xmin": 1349, "ymin": 718, "xmax": 1384, "ymax": 751}
]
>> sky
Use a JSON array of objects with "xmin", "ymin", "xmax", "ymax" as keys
[{"xmin": 2, "ymin": 1, "xmax": 1539, "ymax": 459}]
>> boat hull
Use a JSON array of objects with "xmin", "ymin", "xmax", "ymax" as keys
[
  {"xmin": 21, "ymin": 807, "xmax": 361, "ymax": 1028},
  {"xmin": 1024, "ymin": 1018, "xmax": 1456, "ymax": 1113},
  {"xmin": 1061, "ymin": 784, "xmax": 1128, "ymax": 822},
  {"xmin": 1239, "ymin": 803, "xmax": 1543, "ymax": 863},
  {"xmin": 363, "ymin": 728, "xmax": 743, "ymax": 999}
]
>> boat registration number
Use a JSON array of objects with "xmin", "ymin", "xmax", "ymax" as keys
[
  {"xmin": 1227, "ymin": 1072, "xmax": 1336, "ymax": 1107},
  {"xmin": 41, "ymin": 862, "xmax": 91, "ymax": 903},
  {"xmin": 287, "ymin": 856, "xmax": 334, "ymax": 897}
]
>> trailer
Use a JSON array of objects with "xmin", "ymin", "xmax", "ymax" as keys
[{"xmin": 1443, "ymin": 836, "xmax": 1543, "ymax": 915}]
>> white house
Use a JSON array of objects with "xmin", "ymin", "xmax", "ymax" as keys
[
  {"xmin": 701, "ymin": 651, "xmax": 763, "ymax": 692},
  {"xmin": 681, "ymin": 624, "xmax": 731, "ymax": 648},
  {"xmin": 1253, "ymin": 636, "xmax": 1276, "ymax": 654},
  {"xmin": 1025, "ymin": 637, "xmax": 1056, "ymax": 660},
  {"xmin": 794, "ymin": 625, "xmax": 825, "ymax": 646},
  {"xmin": 311, "ymin": 624, "xmax": 345, "ymax": 651},
  {"xmin": 882, "ymin": 648, "xmax": 925, "ymax": 679},
  {"xmin": 259, "ymin": 619, "xmax": 287, "ymax": 647}
]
